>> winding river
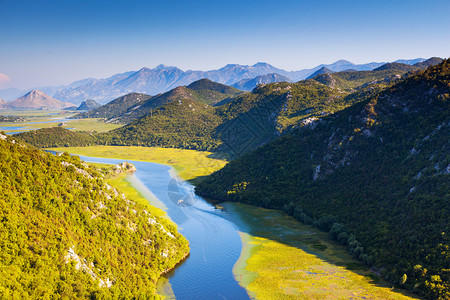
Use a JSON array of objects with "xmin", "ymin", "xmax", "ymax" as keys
[{"xmin": 72, "ymin": 154, "xmax": 251, "ymax": 300}]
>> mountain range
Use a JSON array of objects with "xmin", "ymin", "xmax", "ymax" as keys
[
  {"xmin": 0, "ymin": 58, "xmax": 429, "ymax": 104},
  {"xmin": 21, "ymin": 58, "xmax": 443, "ymax": 153}
]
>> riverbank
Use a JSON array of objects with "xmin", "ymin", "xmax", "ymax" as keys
[
  {"xmin": 94, "ymin": 165, "xmax": 190, "ymax": 299},
  {"xmin": 223, "ymin": 203, "xmax": 419, "ymax": 300}
]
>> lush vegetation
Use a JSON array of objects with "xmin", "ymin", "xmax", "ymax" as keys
[
  {"xmin": 0, "ymin": 133, "xmax": 189, "ymax": 298},
  {"xmin": 197, "ymin": 60, "xmax": 450, "ymax": 298}
]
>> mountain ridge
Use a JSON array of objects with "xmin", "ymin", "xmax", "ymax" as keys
[{"xmin": 2, "ymin": 58, "xmax": 438, "ymax": 103}]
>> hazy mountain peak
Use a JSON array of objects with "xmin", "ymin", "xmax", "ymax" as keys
[
  {"xmin": 155, "ymin": 64, "xmax": 178, "ymax": 70},
  {"xmin": 231, "ymin": 73, "xmax": 291, "ymax": 91},
  {"xmin": 333, "ymin": 59, "xmax": 354, "ymax": 65},
  {"xmin": 252, "ymin": 62, "xmax": 272, "ymax": 68},
  {"xmin": 25, "ymin": 89, "xmax": 44, "ymax": 96},
  {"xmin": 306, "ymin": 67, "xmax": 335, "ymax": 79},
  {"xmin": 76, "ymin": 99, "xmax": 101, "ymax": 111}
]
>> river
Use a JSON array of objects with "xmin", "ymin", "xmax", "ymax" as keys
[{"xmin": 71, "ymin": 154, "xmax": 251, "ymax": 300}]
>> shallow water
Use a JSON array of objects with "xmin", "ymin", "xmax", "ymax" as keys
[{"xmin": 69, "ymin": 154, "xmax": 251, "ymax": 300}]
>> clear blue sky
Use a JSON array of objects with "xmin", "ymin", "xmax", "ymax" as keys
[{"xmin": 1, "ymin": 0, "xmax": 449, "ymax": 89}]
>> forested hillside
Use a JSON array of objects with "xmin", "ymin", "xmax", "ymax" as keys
[
  {"xmin": 100, "ymin": 98, "xmax": 223, "ymax": 150},
  {"xmin": 15, "ymin": 127, "xmax": 98, "ymax": 148},
  {"xmin": 0, "ymin": 133, "xmax": 189, "ymax": 298},
  {"xmin": 196, "ymin": 60, "xmax": 450, "ymax": 299}
]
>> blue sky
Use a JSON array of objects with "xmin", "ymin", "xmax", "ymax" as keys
[{"xmin": 1, "ymin": 0, "xmax": 449, "ymax": 89}]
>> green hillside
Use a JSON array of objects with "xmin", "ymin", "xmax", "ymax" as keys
[
  {"xmin": 0, "ymin": 133, "xmax": 189, "ymax": 298},
  {"xmin": 213, "ymin": 79, "xmax": 391, "ymax": 156},
  {"xmin": 100, "ymin": 98, "xmax": 223, "ymax": 150},
  {"xmin": 413, "ymin": 57, "xmax": 444, "ymax": 69},
  {"xmin": 101, "ymin": 79, "xmax": 243, "ymax": 124},
  {"xmin": 187, "ymin": 78, "xmax": 242, "ymax": 96},
  {"xmin": 311, "ymin": 67, "xmax": 407, "ymax": 90},
  {"xmin": 196, "ymin": 60, "xmax": 450, "ymax": 299}
]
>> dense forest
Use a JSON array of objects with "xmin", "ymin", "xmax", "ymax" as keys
[
  {"xmin": 0, "ymin": 133, "xmax": 189, "ymax": 298},
  {"xmin": 196, "ymin": 60, "xmax": 450, "ymax": 299}
]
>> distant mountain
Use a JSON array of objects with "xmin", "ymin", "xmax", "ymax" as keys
[
  {"xmin": 6, "ymin": 90, "xmax": 73, "ymax": 110},
  {"xmin": 187, "ymin": 78, "xmax": 241, "ymax": 94},
  {"xmin": 73, "ymin": 93, "xmax": 152, "ymax": 120},
  {"xmin": 231, "ymin": 73, "xmax": 291, "ymax": 91},
  {"xmin": 52, "ymin": 71, "xmax": 135, "ymax": 104},
  {"xmin": 394, "ymin": 58, "xmax": 425, "ymax": 65},
  {"xmin": 306, "ymin": 67, "xmax": 334, "ymax": 79},
  {"xmin": 413, "ymin": 57, "xmax": 444, "ymax": 69},
  {"xmin": 373, "ymin": 62, "xmax": 418, "ymax": 72},
  {"xmin": 311, "ymin": 64, "xmax": 414, "ymax": 90},
  {"xmin": 76, "ymin": 99, "xmax": 101, "ymax": 111}
]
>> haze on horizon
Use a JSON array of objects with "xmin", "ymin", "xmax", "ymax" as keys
[{"xmin": 1, "ymin": 0, "xmax": 449, "ymax": 89}]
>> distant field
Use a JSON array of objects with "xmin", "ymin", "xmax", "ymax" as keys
[
  {"xmin": 225, "ymin": 203, "xmax": 418, "ymax": 300},
  {"xmin": 0, "ymin": 110, "xmax": 122, "ymax": 133},
  {"xmin": 50, "ymin": 145, "xmax": 228, "ymax": 183}
]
